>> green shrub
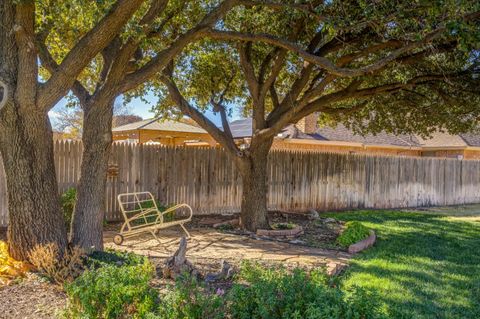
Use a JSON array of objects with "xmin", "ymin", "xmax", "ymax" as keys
[
  {"xmin": 60, "ymin": 188, "xmax": 76, "ymax": 230},
  {"xmin": 227, "ymin": 262, "xmax": 382, "ymax": 319},
  {"xmin": 336, "ymin": 221, "xmax": 371, "ymax": 248},
  {"xmin": 271, "ymin": 222, "xmax": 297, "ymax": 230},
  {"xmin": 64, "ymin": 259, "xmax": 158, "ymax": 319},
  {"xmin": 156, "ymin": 274, "xmax": 225, "ymax": 319},
  {"xmin": 87, "ymin": 249, "xmax": 146, "ymax": 269}
]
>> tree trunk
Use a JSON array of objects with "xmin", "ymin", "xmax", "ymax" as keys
[
  {"xmin": 238, "ymin": 137, "xmax": 273, "ymax": 231},
  {"xmin": 70, "ymin": 99, "xmax": 114, "ymax": 251},
  {"xmin": 0, "ymin": 107, "xmax": 67, "ymax": 260},
  {"xmin": 0, "ymin": 0, "xmax": 67, "ymax": 261}
]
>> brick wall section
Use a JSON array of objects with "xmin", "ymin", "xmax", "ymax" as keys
[{"xmin": 296, "ymin": 113, "xmax": 319, "ymax": 134}]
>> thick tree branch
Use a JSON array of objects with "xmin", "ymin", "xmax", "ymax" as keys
[
  {"xmin": 267, "ymin": 73, "xmax": 459, "ymax": 135},
  {"xmin": 269, "ymin": 86, "xmax": 279, "ymax": 109},
  {"xmin": 92, "ymin": 0, "xmax": 170, "ymax": 101},
  {"xmin": 239, "ymin": 0, "xmax": 326, "ymax": 21},
  {"xmin": 212, "ymin": 74, "xmax": 236, "ymax": 140},
  {"xmin": 14, "ymin": 2, "xmax": 37, "ymax": 108},
  {"xmin": 213, "ymin": 100, "xmax": 234, "ymax": 141},
  {"xmin": 238, "ymin": 43, "xmax": 260, "ymax": 100},
  {"xmin": 140, "ymin": 0, "xmax": 169, "ymax": 25},
  {"xmin": 258, "ymin": 48, "xmax": 280, "ymax": 85},
  {"xmin": 203, "ymin": 23, "xmax": 464, "ymax": 77},
  {"xmin": 36, "ymin": 37, "xmax": 90, "ymax": 105},
  {"xmin": 37, "ymin": 0, "xmax": 145, "ymax": 110},
  {"xmin": 297, "ymin": 74, "xmax": 457, "ymax": 120},
  {"xmin": 121, "ymin": 0, "xmax": 239, "ymax": 93},
  {"xmin": 266, "ymin": 64, "xmax": 315, "ymax": 125},
  {"xmin": 160, "ymin": 74, "xmax": 242, "ymax": 157},
  {"xmin": 260, "ymin": 49, "xmax": 287, "ymax": 98}
]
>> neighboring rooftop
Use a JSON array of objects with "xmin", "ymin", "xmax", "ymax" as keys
[
  {"xmin": 231, "ymin": 118, "xmax": 423, "ymax": 147},
  {"xmin": 114, "ymin": 117, "xmax": 480, "ymax": 151},
  {"xmin": 113, "ymin": 118, "xmax": 207, "ymax": 134},
  {"xmin": 230, "ymin": 118, "xmax": 254, "ymax": 139}
]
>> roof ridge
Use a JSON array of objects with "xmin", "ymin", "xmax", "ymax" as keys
[
  {"xmin": 395, "ymin": 134, "xmax": 418, "ymax": 146},
  {"xmin": 137, "ymin": 117, "xmax": 160, "ymax": 130},
  {"xmin": 458, "ymin": 133, "xmax": 470, "ymax": 146}
]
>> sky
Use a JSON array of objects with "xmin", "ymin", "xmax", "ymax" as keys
[{"xmin": 49, "ymin": 90, "xmax": 242, "ymax": 128}]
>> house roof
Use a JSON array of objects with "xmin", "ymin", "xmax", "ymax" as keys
[
  {"xmin": 313, "ymin": 124, "xmax": 421, "ymax": 147},
  {"xmin": 416, "ymin": 132, "xmax": 467, "ymax": 148},
  {"xmin": 231, "ymin": 118, "xmax": 422, "ymax": 147},
  {"xmin": 459, "ymin": 132, "xmax": 480, "ymax": 147},
  {"xmin": 115, "ymin": 117, "xmax": 480, "ymax": 150},
  {"xmin": 230, "ymin": 118, "xmax": 254, "ymax": 138},
  {"xmin": 113, "ymin": 118, "xmax": 207, "ymax": 134}
]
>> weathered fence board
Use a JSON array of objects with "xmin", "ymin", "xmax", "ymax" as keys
[{"xmin": 1, "ymin": 140, "xmax": 480, "ymax": 227}]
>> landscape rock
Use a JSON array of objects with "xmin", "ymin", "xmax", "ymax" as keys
[
  {"xmin": 205, "ymin": 260, "xmax": 235, "ymax": 283},
  {"xmin": 308, "ymin": 209, "xmax": 320, "ymax": 219},
  {"xmin": 326, "ymin": 262, "xmax": 348, "ymax": 276},
  {"xmin": 348, "ymin": 230, "xmax": 376, "ymax": 254},
  {"xmin": 323, "ymin": 218, "xmax": 337, "ymax": 223},
  {"xmin": 257, "ymin": 226, "xmax": 304, "ymax": 237},
  {"xmin": 289, "ymin": 239, "xmax": 306, "ymax": 245}
]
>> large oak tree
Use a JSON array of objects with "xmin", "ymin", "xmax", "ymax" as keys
[
  {"xmin": 36, "ymin": 0, "xmax": 273, "ymax": 251},
  {"xmin": 157, "ymin": 1, "xmax": 480, "ymax": 230},
  {"xmin": 0, "ymin": 0, "xmax": 146, "ymax": 260}
]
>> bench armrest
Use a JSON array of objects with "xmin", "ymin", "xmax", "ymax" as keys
[{"xmin": 161, "ymin": 203, "xmax": 193, "ymax": 220}]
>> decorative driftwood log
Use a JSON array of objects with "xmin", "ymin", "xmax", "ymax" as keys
[{"xmin": 162, "ymin": 237, "xmax": 197, "ymax": 279}]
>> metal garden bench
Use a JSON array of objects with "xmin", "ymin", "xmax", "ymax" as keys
[{"xmin": 113, "ymin": 191, "xmax": 192, "ymax": 245}]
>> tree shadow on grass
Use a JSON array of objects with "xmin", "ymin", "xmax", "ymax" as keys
[{"xmin": 329, "ymin": 211, "xmax": 480, "ymax": 319}]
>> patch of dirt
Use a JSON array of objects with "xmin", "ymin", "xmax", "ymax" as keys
[{"xmin": 0, "ymin": 273, "xmax": 66, "ymax": 319}]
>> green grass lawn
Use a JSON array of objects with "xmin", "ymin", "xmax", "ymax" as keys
[{"xmin": 324, "ymin": 210, "xmax": 480, "ymax": 319}]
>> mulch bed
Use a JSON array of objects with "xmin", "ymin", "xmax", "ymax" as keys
[
  {"xmin": 0, "ymin": 274, "xmax": 66, "ymax": 319},
  {"xmin": 211, "ymin": 211, "xmax": 345, "ymax": 250}
]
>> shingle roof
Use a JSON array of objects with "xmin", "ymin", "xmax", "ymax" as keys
[
  {"xmin": 232, "ymin": 118, "xmax": 422, "ymax": 147},
  {"xmin": 113, "ymin": 118, "xmax": 207, "ymax": 134},
  {"xmin": 230, "ymin": 118, "xmax": 254, "ymax": 138},
  {"xmin": 115, "ymin": 116, "xmax": 480, "ymax": 149},
  {"xmin": 313, "ymin": 124, "xmax": 421, "ymax": 147},
  {"xmin": 460, "ymin": 132, "xmax": 480, "ymax": 147},
  {"xmin": 416, "ymin": 132, "xmax": 467, "ymax": 148}
]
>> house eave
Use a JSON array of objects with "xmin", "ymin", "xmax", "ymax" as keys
[{"xmin": 280, "ymin": 138, "xmax": 422, "ymax": 151}]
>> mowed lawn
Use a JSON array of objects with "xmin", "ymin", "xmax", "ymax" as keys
[{"xmin": 325, "ymin": 209, "xmax": 480, "ymax": 319}]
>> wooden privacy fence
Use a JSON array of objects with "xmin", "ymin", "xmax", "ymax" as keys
[{"xmin": 2, "ymin": 140, "xmax": 480, "ymax": 226}]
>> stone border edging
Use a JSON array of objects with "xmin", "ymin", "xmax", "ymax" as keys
[
  {"xmin": 348, "ymin": 230, "xmax": 376, "ymax": 254},
  {"xmin": 256, "ymin": 225, "xmax": 304, "ymax": 237}
]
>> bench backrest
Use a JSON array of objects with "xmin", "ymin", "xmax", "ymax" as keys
[{"xmin": 117, "ymin": 192, "xmax": 160, "ymax": 223}]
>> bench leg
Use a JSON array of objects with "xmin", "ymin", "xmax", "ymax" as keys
[
  {"xmin": 180, "ymin": 224, "xmax": 191, "ymax": 238},
  {"xmin": 150, "ymin": 230, "xmax": 167, "ymax": 247}
]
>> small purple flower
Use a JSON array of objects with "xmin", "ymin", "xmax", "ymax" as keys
[{"xmin": 216, "ymin": 288, "xmax": 225, "ymax": 296}]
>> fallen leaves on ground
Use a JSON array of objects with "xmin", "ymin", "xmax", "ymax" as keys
[{"xmin": 0, "ymin": 241, "xmax": 30, "ymax": 285}]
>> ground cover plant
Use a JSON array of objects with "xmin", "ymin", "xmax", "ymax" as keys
[
  {"xmin": 156, "ymin": 274, "xmax": 225, "ymax": 319},
  {"xmin": 325, "ymin": 210, "xmax": 480, "ymax": 319},
  {"xmin": 336, "ymin": 221, "xmax": 371, "ymax": 248},
  {"xmin": 227, "ymin": 261, "xmax": 383, "ymax": 319},
  {"xmin": 64, "ymin": 253, "xmax": 157, "ymax": 319}
]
